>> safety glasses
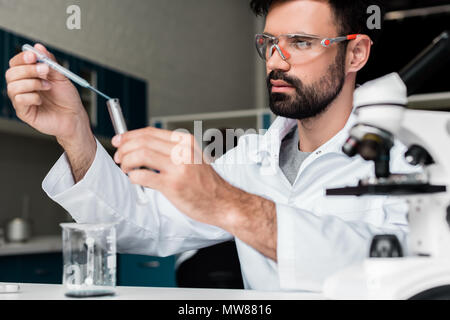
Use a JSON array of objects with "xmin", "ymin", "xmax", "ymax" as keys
[{"xmin": 255, "ymin": 33, "xmax": 360, "ymax": 62}]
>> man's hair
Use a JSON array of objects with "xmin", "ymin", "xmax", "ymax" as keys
[{"xmin": 250, "ymin": 0, "xmax": 385, "ymax": 44}]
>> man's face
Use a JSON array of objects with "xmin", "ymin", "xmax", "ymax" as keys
[{"xmin": 264, "ymin": 0, "xmax": 347, "ymax": 120}]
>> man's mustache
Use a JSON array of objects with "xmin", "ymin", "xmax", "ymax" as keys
[{"xmin": 266, "ymin": 71, "xmax": 302, "ymax": 90}]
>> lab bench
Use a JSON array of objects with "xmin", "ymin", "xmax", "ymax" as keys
[
  {"xmin": 0, "ymin": 236, "xmax": 176, "ymax": 287},
  {"xmin": 0, "ymin": 282, "xmax": 324, "ymax": 300}
]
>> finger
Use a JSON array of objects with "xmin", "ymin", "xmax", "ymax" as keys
[
  {"xmin": 128, "ymin": 169, "xmax": 163, "ymax": 190},
  {"xmin": 33, "ymin": 43, "xmax": 67, "ymax": 82},
  {"xmin": 14, "ymin": 93, "xmax": 42, "ymax": 108},
  {"xmin": 120, "ymin": 148, "xmax": 170, "ymax": 174},
  {"xmin": 115, "ymin": 135, "xmax": 176, "ymax": 162},
  {"xmin": 5, "ymin": 64, "xmax": 50, "ymax": 83},
  {"xmin": 9, "ymin": 51, "xmax": 37, "ymax": 68},
  {"xmin": 7, "ymin": 79, "xmax": 52, "ymax": 99},
  {"xmin": 114, "ymin": 127, "xmax": 178, "ymax": 147},
  {"xmin": 35, "ymin": 43, "xmax": 57, "ymax": 61}
]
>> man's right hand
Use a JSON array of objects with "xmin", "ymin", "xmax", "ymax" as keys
[
  {"xmin": 5, "ymin": 43, "xmax": 91, "ymax": 142},
  {"xmin": 5, "ymin": 43, "xmax": 97, "ymax": 182}
]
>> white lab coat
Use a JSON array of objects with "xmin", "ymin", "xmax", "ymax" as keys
[{"xmin": 42, "ymin": 110, "xmax": 418, "ymax": 292}]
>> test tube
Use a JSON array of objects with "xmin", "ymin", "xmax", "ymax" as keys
[{"xmin": 107, "ymin": 98, "xmax": 149, "ymax": 205}]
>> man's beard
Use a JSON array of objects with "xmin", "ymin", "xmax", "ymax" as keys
[{"xmin": 267, "ymin": 49, "xmax": 346, "ymax": 120}]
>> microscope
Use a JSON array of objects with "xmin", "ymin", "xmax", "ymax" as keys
[{"xmin": 323, "ymin": 31, "xmax": 450, "ymax": 300}]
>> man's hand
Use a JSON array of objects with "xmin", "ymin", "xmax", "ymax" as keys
[
  {"xmin": 112, "ymin": 127, "xmax": 278, "ymax": 260},
  {"xmin": 112, "ymin": 127, "xmax": 236, "ymax": 227},
  {"xmin": 5, "ymin": 43, "xmax": 96, "ymax": 181},
  {"xmin": 6, "ymin": 43, "xmax": 90, "ymax": 142}
]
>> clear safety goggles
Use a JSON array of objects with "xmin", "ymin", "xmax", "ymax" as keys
[{"xmin": 255, "ymin": 33, "xmax": 360, "ymax": 62}]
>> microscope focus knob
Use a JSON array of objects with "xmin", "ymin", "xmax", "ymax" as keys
[
  {"xmin": 405, "ymin": 145, "xmax": 434, "ymax": 166},
  {"xmin": 370, "ymin": 235, "xmax": 403, "ymax": 258}
]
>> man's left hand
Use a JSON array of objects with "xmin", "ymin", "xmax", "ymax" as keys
[{"xmin": 112, "ymin": 127, "xmax": 239, "ymax": 230}]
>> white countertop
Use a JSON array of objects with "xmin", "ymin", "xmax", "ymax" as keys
[
  {"xmin": 0, "ymin": 239, "xmax": 326, "ymax": 300},
  {"xmin": 0, "ymin": 235, "xmax": 61, "ymax": 256},
  {"xmin": 0, "ymin": 283, "xmax": 325, "ymax": 300}
]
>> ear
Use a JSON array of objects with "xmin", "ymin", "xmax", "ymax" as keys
[{"xmin": 345, "ymin": 35, "xmax": 372, "ymax": 74}]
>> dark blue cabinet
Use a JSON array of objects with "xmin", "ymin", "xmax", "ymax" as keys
[
  {"xmin": 1, "ymin": 32, "xmax": 19, "ymax": 119},
  {"xmin": 0, "ymin": 253, "xmax": 63, "ymax": 284},
  {"xmin": 0, "ymin": 29, "xmax": 6, "ymax": 118},
  {"xmin": 19, "ymin": 253, "xmax": 63, "ymax": 284},
  {"xmin": 127, "ymin": 77, "xmax": 148, "ymax": 131},
  {"xmin": 117, "ymin": 254, "xmax": 176, "ymax": 287},
  {"xmin": 0, "ymin": 254, "xmax": 20, "ymax": 282},
  {"xmin": 0, "ymin": 29, "xmax": 148, "ymax": 138},
  {"xmin": 0, "ymin": 253, "xmax": 176, "ymax": 287}
]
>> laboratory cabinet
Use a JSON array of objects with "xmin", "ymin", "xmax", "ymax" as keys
[
  {"xmin": 0, "ymin": 253, "xmax": 176, "ymax": 287},
  {"xmin": 0, "ymin": 253, "xmax": 63, "ymax": 284},
  {"xmin": 117, "ymin": 254, "xmax": 176, "ymax": 287},
  {"xmin": 0, "ymin": 29, "xmax": 148, "ymax": 139}
]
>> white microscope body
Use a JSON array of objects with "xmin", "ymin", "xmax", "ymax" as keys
[{"xmin": 323, "ymin": 73, "xmax": 450, "ymax": 300}]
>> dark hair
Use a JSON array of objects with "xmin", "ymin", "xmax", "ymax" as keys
[{"xmin": 250, "ymin": 0, "xmax": 385, "ymax": 44}]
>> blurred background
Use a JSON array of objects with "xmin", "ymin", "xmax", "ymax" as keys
[{"xmin": 0, "ymin": 0, "xmax": 448, "ymax": 288}]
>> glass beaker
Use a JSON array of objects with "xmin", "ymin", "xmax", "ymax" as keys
[{"xmin": 60, "ymin": 222, "xmax": 117, "ymax": 298}]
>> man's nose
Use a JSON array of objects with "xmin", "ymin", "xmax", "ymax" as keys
[{"xmin": 266, "ymin": 46, "xmax": 290, "ymax": 72}]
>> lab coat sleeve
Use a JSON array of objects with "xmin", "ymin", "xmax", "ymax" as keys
[
  {"xmin": 276, "ymin": 199, "xmax": 409, "ymax": 292},
  {"xmin": 42, "ymin": 139, "xmax": 232, "ymax": 256}
]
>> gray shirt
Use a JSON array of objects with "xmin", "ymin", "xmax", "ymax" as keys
[{"xmin": 279, "ymin": 125, "xmax": 311, "ymax": 185}]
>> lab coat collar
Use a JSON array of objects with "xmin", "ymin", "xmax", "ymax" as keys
[{"xmin": 249, "ymin": 108, "xmax": 358, "ymax": 174}]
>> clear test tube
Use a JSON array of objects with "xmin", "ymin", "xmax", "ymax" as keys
[
  {"xmin": 106, "ymin": 99, "xmax": 128, "ymax": 135},
  {"xmin": 107, "ymin": 99, "xmax": 149, "ymax": 205}
]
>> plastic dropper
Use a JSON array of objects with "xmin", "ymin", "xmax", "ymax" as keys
[{"xmin": 22, "ymin": 44, "xmax": 112, "ymax": 100}]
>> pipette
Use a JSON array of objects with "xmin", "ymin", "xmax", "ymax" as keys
[
  {"xmin": 22, "ymin": 44, "xmax": 112, "ymax": 100},
  {"xmin": 22, "ymin": 44, "xmax": 149, "ymax": 204}
]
